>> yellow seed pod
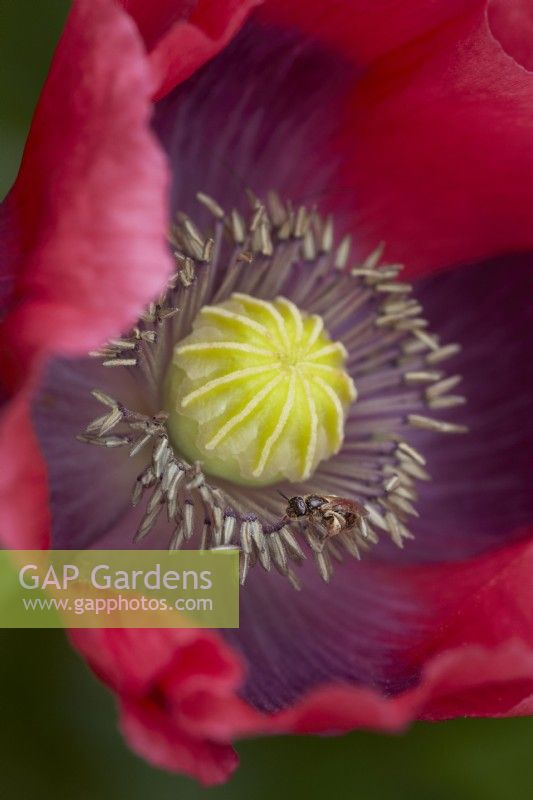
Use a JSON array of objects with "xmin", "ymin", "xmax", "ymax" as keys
[{"xmin": 165, "ymin": 293, "xmax": 356, "ymax": 486}]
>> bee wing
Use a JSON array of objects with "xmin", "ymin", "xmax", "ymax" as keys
[
  {"xmin": 316, "ymin": 501, "xmax": 335, "ymax": 513},
  {"xmin": 321, "ymin": 498, "xmax": 358, "ymax": 515}
]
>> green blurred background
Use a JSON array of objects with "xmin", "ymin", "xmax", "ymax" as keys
[{"xmin": 1, "ymin": 2, "xmax": 533, "ymax": 798}]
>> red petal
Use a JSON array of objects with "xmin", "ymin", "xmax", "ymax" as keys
[
  {"xmin": 0, "ymin": 394, "xmax": 49, "ymax": 549},
  {"xmin": 409, "ymin": 535, "xmax": 533, "ymax": 664},
  {"xmin": 260, "ymin": 0, "xmax": 481, "ymax": 65},
  {"xmin": 340, "ymin": 9, "xmax": 533, "ymax": 274},
  {"xmin": 268, "ymin": 538, "xmax": 533, "ymax": 731},
  {"xmin": 68, "ymin": 536, "xmax": 533, "ymax": 783},
  {"xmin": 0, "ymin": 0, "xmax": 172, "ymax": 393},
  {"xmin": 257, "ymin": 2, "xmax": 533, "ymax": 275},
  {"xmin": 263, "ymin": 642, "xmax": 533, "ymax": 733},
  {"xmin": 119, "ymin": 702, "xmax": 238, "ymax": 786},
  {"xmin": 71, "ymin": 626, "xmax": 244, "ymax": 784},
  {"xmin": 120, "ymin": 0, "xmax": 262, "ymax": 100},
  {"xmin": 488, "ymin": 0, "xmax": 533, "ymax": 70}
]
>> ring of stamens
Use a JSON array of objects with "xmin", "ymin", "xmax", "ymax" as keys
[{"xmin": 80, "ymin": 190, "xmax": 467, "ymax": 589}]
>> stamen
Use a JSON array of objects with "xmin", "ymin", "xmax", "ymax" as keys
[
  {"xmin": 79, "ymin": 191, "xmax": 467, "ymax": 588},
  {"xmin": 408, "ymin": 414, "xmax": 468, "ymax": 434}
]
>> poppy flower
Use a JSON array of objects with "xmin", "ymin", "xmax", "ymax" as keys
[{"xmin": 2, "ymin": 0, "xmax": 533, "ymax": 787}]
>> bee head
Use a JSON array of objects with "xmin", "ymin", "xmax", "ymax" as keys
[{"xmin": 286, "ymin": 495, "xmax": 307, "ymax": 517}]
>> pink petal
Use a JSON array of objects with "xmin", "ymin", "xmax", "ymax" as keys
[
  {"xmin": 0, "ymin": 0, "xmax": 172, "ymax": 392},
  {"xmin": 120, "ymin": 0, "xmax": 262, "ymax": 100}
]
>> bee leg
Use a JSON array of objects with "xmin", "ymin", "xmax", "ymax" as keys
[
  {"xmin": 307, "ymin": 516, "xmax": 327, "ymax": 551},
  {"xmin": 322, "ymin": 511, "xmax": 343, "ymax": 537}
]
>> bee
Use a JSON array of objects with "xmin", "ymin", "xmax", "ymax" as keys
[{"xmin": 279, "ymin": 492, "xmax": 369, "ymax": 546}]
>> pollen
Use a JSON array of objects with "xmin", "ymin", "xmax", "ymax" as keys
[{"xmin": 165, "ymin": 294, "xmax": 356, "ymax": 485}]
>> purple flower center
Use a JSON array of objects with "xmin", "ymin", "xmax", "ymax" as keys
[{"xmin": 78, "ymin": 191, "xmax": 467, "ymax": 588}]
